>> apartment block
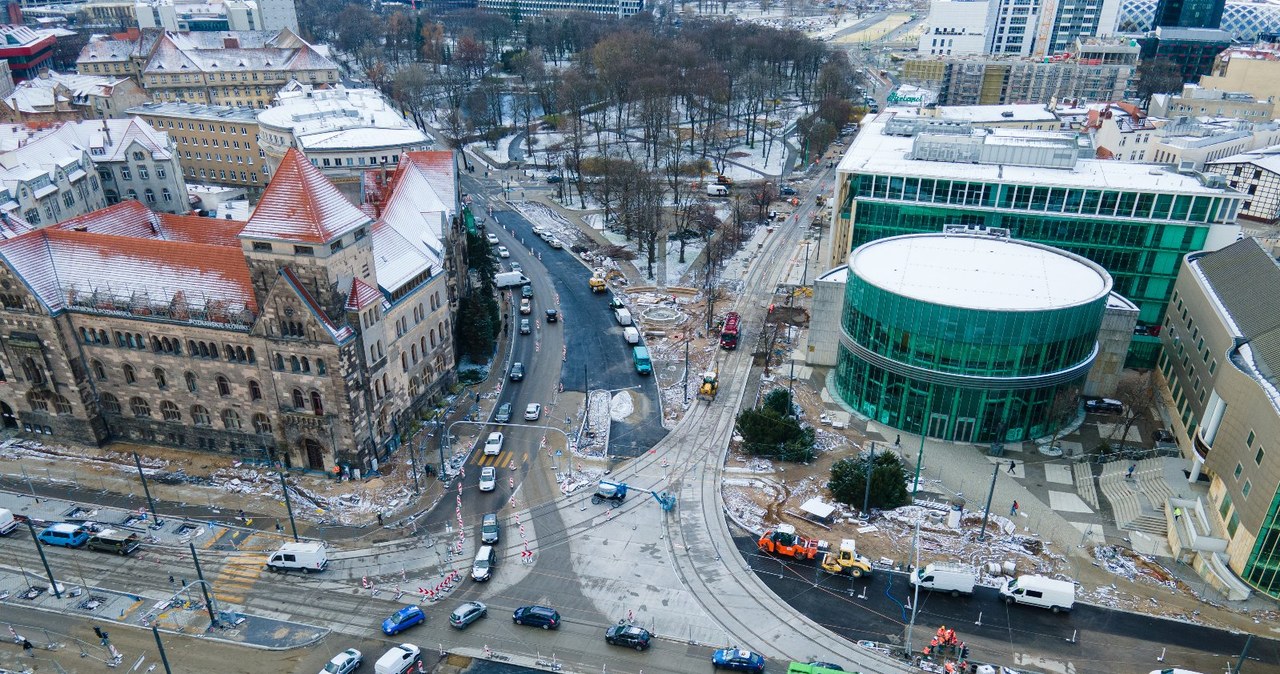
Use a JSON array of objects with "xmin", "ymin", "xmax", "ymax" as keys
[{"xmin": 128, "ymin": 101, "xmax": 267, "ymax": 198}]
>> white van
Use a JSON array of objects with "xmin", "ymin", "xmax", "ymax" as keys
[
  {"xmin": 910, "ymin": 562, "xmax": 976, "ymax": 597},
  {"xmin": 0, "ymin": 508, "xmax": 17, "ymax": 536},
  {"xmin": 614, "ymin": 308, "xmax": 633, "ymax": 326},
  {"xmin": 623, "ymin": 326, "xmax": 640, "ymax": 345},
  {"xmin": 706, "ymin": 184, "xmax": 728, "ymax": 197},
  {"xmin": 374, "ymin": 643, "xmax": 420, "ymax": 674},
  {"xmin": 471, "ymin": 545, "xmax": 495, "ymax": 582},
  {"xmin": 266, "ymin": 542, "xmax": 328, "ymax": 573},
  {"xmin": 999, "ymin": 574, "xmax": 1075, "ymax": 613}
]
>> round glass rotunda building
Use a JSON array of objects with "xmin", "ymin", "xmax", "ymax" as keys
[{"xmin": 831, "ymin": 233, "xmax": 1113, "ymax": 444}]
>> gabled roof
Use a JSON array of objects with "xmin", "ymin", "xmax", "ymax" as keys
[
  {"xmin": 0, "ymin": 227, "xmax": 256, "ymax": 316},
  {"xmin": 344, "ymin": 277, "xmax": 382, "ymax": 311},
  {"xmin": 279, "ymin": 266, "xmax": 354, "ymax": 342},
  {"xmin": 51, "ymin": 200, "xmax": 242, "ymax": 247},
  {"xmin": 239, "ymin": 148, "xmax": 372, "ymax": 244}
]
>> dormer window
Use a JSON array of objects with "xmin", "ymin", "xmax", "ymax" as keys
[
  {"xmin": 294, "ymin": 245, "xmax": 314, "ymax": 256},
  {"xmin": 354, "ymin": 228, "xmax": 366, "ymax": 241},
  {"xmin": 252, "ymin": 241, "xmax": 272, "ymax": 252}
]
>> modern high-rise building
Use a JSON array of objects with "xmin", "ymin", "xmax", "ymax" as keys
[
  {"xmin": 922, "ymin": 0, "xmax": 1122, "ymax": 55},
  {"xmin": 1153, "ymin": 0, "xmax": 1225, "ymax": 28},
  {"xmin": 475, "ymin": 0, "xmax": 640, "ymax": 18},
  {"xmin": 1119, "ymin": 0, "xmax": 1280, "ymax": 41},
  {"xmin": 1035, "ymin": 0, "xmax": 1124, "ymax": 55},
  {"xmin": 823, "ymin": 113, "xmax": 1244, "ymax": 365}
]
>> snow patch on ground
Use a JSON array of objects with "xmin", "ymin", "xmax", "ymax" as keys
[{"xmin": 610, "ymin": 391, "xmax": 635, "ymax": 421}]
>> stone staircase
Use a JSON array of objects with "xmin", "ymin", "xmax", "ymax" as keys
[
  {"xmin": 1073, "ymin": 462, "xmax": 1099, "ymax": 510},
  {"xmin": 1098, "ymin": 457, "xmax": 1176, "ymax": 534}
]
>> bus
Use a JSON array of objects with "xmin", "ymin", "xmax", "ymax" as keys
[
  {"xmin": 787, "ymin": 663, "xmax": 851, "ymax": 674},
  {"xmin": 719, "ymin": 312, "xmax": 741, "ymax": 350}
]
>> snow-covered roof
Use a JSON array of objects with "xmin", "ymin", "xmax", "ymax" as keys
[
  {"xmin": 344, "ymin": 277, "xmax": 381, "ymax": 311},
  {"xmin": 239, "ymin": 147, "xmax": 372, "ymax": 244},
  {"xmin": 934, "ymin": 104, "xmax": 1059, "ymax": 125},
  {"xmin": 258, "ymin": 86, "xmax": 427, "ymax": 152},
  {"xmin": 849, "ymin": 233, "xmax": 1111, "ymax": 311},
  {"xmin": 0, "ymin": 25, "xmax": 52, "ymax": 48},
  {"xmin": 143, "ymin": 29, "xmax": 335, "ymax": 74},
  {"xmin": 839, "ymin": 114, "xmax": 1241, "ymax": 197},
  {"xmin": 372, "ymin": 151, "xmax": 456, "ymax": 292},
  {"xmin": 1208, "ymin": 146, "xmax": 1280, "ymax": 174},
  {"xmin": 52, "ymin": 199, "xmax": 243, "ymax": 247}
]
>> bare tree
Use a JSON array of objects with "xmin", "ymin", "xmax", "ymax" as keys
[{"xmin": 1110, "ymin": 372, "xmax": 1159, "ymax": 450}]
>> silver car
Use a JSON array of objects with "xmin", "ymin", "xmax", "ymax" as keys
[
  {"xmin": 320, "ymin": 649, "xmax": 362, "ymax": 674},
  {"xmin": 449, "ymin": 601, "xmax": 487, "ymax": 629}
]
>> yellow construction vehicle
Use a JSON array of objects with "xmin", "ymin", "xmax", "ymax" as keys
[
  {"xmin": 821, "ymin": 539, "xmax": 874, "ymax": 578},
  {"xmin": 589, "ymin": 267, "xmax": 606, "ymax": 293},
  {"xmin": 697, "ymin": 371, "xmax": 718, "ymax": 401}
]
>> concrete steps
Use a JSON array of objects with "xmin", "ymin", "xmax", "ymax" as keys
[
  {"xmin": 1098, "ymin": 461, "xmax": 1142, "ymax": 529},
  {"xmin": 1073, "ymin": 462, "xmax": 1099, "ymax": 510},
  {"xmin": 1128, "ymin": 514, "xmax": 1167, "ymax": 536},
  {"xmin": 1138, "ymin": 458, "xmax": 1175, "ymax": 512}
]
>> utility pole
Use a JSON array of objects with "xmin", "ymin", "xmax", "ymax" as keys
[
  {"xmin": 133, "ymin": 452, "xmax": 159, "ymax": 523},
  {"xmin": 151, "ymin": 626, "xmax": 172, "ymax": 674},
  {"xmin": 862, "ymin": 442, "xmax": 875, "ymax": 517},
  {"xmin": 904, "ymin": 518, "xmax": 922, "ymax": 656},
  {"xmin": 278, "ymin": 471, "xmax": 298, "ymax": 542},
  {"xmin": 911, "ymin": 389, "xmax": 935, "ymax": 500},
  {"xmin": 188, "ymin": 543, "xmax": 219, "ymax": 628},
  {"xmin": 25, "ymin": 519, "xmax": 61, "ymax": 598},
  {"xmin": 683, "ymin": 338, "xmax": 690, "ymax": 405},
  {"xmin": 1231, "ymin": 634, "xmax": 1253, "ymax": 673},
  {"xmin": 978, "ymin": 462, "xmax": 999, "ymax": 541}
]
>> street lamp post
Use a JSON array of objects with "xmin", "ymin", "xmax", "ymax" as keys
[{"xmin": 910, "ymin": 388, "xmax": 935, "ymax": 501}]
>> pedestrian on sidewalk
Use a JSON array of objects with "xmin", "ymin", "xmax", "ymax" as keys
[
  {"xmin": 1007, "ymin": 459, "xmax": 1017, "ymax": 474},
  {"xmin": 1010, "ymin": 501, "xmax": 1019, "ymax": 517},
  {"xmin": 377, "ymin": 512, "xmax": 384, "ymax": 527},
  {"xmin": 1126, "ymin": 463, "xmax": 1136, "ymax": 479},
  {"xmin": 22, "ymin": 639, "xmax": 33, "ymax": 657},
  {"xmin": 895, "ymin": 434, "xmax": 901, "ymax": 447}
]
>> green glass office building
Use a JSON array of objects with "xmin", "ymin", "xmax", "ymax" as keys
[
  {"xmin": 833, "ymin": 233, "xmax": 1113, "ymax": 444},
  {"xmin": 829, "ymin": 117, "xmax": 1245, "ymax": 366}
]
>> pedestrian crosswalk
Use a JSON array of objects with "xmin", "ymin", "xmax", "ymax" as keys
[
  {"xmin": 212, "ymin": 554, "xmax": 263, "ymax": 606},
  {"xmin": 470, "ymin": 450, "xmax": 519, "ymax": 467}
]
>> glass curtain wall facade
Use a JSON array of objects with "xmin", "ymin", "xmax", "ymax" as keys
[
  {"xmin": 1245, "ymin": 490, "xmax": 1280, "ymax": 595},
  {"xmin": 841, "ymin": 174, "xmax": 1238, "ymax": 365},
  {"xmin": 833, "ymin": 260, "xmax": 1108, "ymax": 444}
]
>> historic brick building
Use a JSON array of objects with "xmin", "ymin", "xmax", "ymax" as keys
[{"xmin": 0, "ymin": 147, "xmax": 461, "ymax": 473}]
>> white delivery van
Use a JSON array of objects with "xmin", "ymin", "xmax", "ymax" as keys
[
  {"xmin": 471, "ymin": 544, "xmax": 495, "ymax": 582},
  {"xmin": 706, "ymin": 184, "xmax": 728, "ymax": 197},
  {"xmin": 266, "ymin": 542, "xmax": 328, "ymax": 573},
  {"xmin": 374, "ymin": 643, "xmax": 420, "ymax": 674},
  {"xmin": 495, "ymin": 271, "xmax": 531, "ymax": 289},
  {"xmin": 910, "ymin": 562, "xmax": 976, "ymax": 597},
  {"xmin": 614, "ymin": 308, "xmax": 633, "ymax": 326},
  {"xmin": 0, "ymin": 508, "xmax": 17, "ymax": 536},
  {"xmin": 999, "ymin": 574, "xmax": 1075, "ymax": 613},
  {"xmin": 623, "ymin": 326, "xmax": 640, "ymax": 345}
]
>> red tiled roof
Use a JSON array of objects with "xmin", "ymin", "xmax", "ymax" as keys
[
  {"xmin": 50, "ymin": 200, "xmax": 244, "ymax": 247},
  {"xmin": 0, "ymin": 228, "xmax": 256, "ymax": 315},
  {"xmin": 344, "ymin": 277, "xmax": 382, "ymax": 311},
  {"xmin": 239, "ymin": 147, "xmax": 371, "ymax": 244}
]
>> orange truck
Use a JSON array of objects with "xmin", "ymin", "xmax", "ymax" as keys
[{"xmin": 757, "ymin": 524, "xmax": 825, "ymax": 561}]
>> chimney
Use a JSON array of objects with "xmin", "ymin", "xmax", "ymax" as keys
[{"xmin": 102, "ymin": 117, "xmax": 111, "ymax": 145}]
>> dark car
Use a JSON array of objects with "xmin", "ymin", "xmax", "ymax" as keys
[
  {"xmin": 808, "ymin": 662, "xmax": 844, "ymax": 671},
  {"xmin": 481, "ymin": 513, "xmax": 500, "ymax": 544},
  {"xmin": 381, "ymin": 605, "xmax": 425, "ymax": 635},
  {"xmin": 509, "ymin": 362, "xmax": 524, "ymax": 381},
  {"xmin": 449, "ymin": 601, "xmax": 487, "ymax": 629},
  {"xmin": 711, "ymin": 648, "xmax": 765, "ymax": 672},
  {"xmin": 780, "ymin": 186, "xmax": 798, "ymax": 196},
  {"xmin": 605, "ymin": 625, "xmax": 651, "ymax": 651},
  {"xmin": 1085, "ymin": 398, "xmax": 1124, "ymax": 414},
  {"xmin": 512, "ymin": 605, "xmax": 560, "ymax": 629},
  {"xmin": 494, "ymin": 403, "xmax": 512, "ymax": 423},
  {"xmin": 546, "ymin": 175, "xmax": 563, "ymax": 184},
  {"xmin": 522, "ymin": 285, "xmax": 534, "ymax": 298},
  {"xmin": 545, "ymin": 309, "xmax": 559, "ymax": 323}
]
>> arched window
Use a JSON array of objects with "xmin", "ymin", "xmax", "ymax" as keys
[
  {"xmin": 290, "ymin": 356, "xmax": 300, "ymax": 372},
  {"xmin": 420, "ymin": 336, "xmax": 426, "ymax": 354},
  {"xmin": 248, "ymin": 380, "xmax": 262, "ymax": 401},
  {"xmin": 100, "ymin": 393, "xmax": 120, "ymax": 414},
  {"xmin": 130, "ymin": 397, "xmax": 151, "ymax": 417},
  {"xmin": 151, "ymin": 336, "xmax": 161, "ymax": 351},
  {"xmin": 216, "ymin": 375, "xmax": 231, "ymax": 396},
  {"xmin": 98, "ymin": 329, "xmax": 107, "ymax": 343},
  {"xmin": 22, "ymin": 356, "xmax": 44, "ymax": 384},
  {"xmin": 92, "ymin": 359, "xmax": 106, "ymax": 380},
  {"xmin": 53, "ymin": 395, "xmax": 72, "ymax": 415},
  {"xmin": 160, "ymin": 400, "xmax": 180, "ymax": 421},
  {"xmin": 310, "ymin": 391, "xmax": 323, "ymax": 415},
  {"xmin": 191, "ymin": 405, "xmax": 210, "ymax": 426},
  {"xmin": 291, "ymin": 388, "xmax": 304, "ymax": 409},
  {"xmin": 185, "ymin": 371, "xmax": 197, "ymax": 392},
  {"xmin": 122, "ymin": 363, "xmax": 136, "ymax": 384},
  {"xmin": 411, "ymin": 344, "xmax": 417, "ymax": 363},
  {"xmin": 161, "ymin": 188, "xmax": 172, "ymax": 202},
  {"xmin": 126, "ymin": 188, "xmax": 137, "ymax": 200},
  {"xmin": 246, "ymin": 347, "xmax": 255, "ymax": 363},
  {"xmin": 274, "ymin": 353, "xmax": 284, "ymax": 371},
  {"xmin": 429, "ymin": 329, "xmax": 436, "ymax": 348},
  {"xmin": 80, "ymin": 328, "xmax": 90, "ymax": 343},
  {"xmin": 187, "ymin": 339, "xmax": 198, "ymax": 354},
  {"xmin": 26, "ymin": 391, "xmax": 48, "ymax": 412},
  {"xmin": 401, "ymin": 353, "xmax": 408, "ymax": 372},
  {"xmin": 134, "ymin": 333, "xmax": 144, "ymax": 348},
  {"xmin": 154, "ymin": 367, "xmax": 167, "ymax": 389},
  {"xmin": 252, "ymin": 413, "xmax": 272, "ymax": 434},
  {"xmin": 409, "ymin": 376, "xmax": 420, "ymax": 398},
  {"xmin": 198, "ymin": 342, "xmax": 209, "ymax": 357},
  {"xmin": 221, "ymin": 409, "xmax": 242, "ymax": 430},
  {"xmin": 144, "ymin": 189, "xmax": 155, "ymax": 204},
  {"xmin": 316, "ymin": 359, "xmax": 326, "ymax": 375},
  {"xmin": 235, "ymin": 346, "xmax": 246, "ymax": 362},
  {"xmin": 301, "ymin": 357, "xmax": 310, "ymax": 373}
]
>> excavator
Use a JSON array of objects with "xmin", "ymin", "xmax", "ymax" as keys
[
  {"xmin": 757, "ymin": 523, "xmax": 825, "ymax": 561},
  {"xmin": 697, "ymin": 371, "xmax": 718, "ymax": 401},
  {"xmin": 589, "ymin": 268, "xmax": 607, "ymax": 293},
  {"xmin": 820, "ymin": 539, "xmax": 874, "ymax": 578}
]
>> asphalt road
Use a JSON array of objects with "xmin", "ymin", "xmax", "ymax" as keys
[{"xmin": 732, "ymin": 533, "xmax": 1280, "ymax": 674}]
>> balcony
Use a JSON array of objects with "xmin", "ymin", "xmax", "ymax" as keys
[
  {"xmin": 1193, "ymin": 429, "xmax": 1212, "ymax": 460},
  {"xmin": 280, "ymin": 407, "xmax": 333, "ymax": 431}
]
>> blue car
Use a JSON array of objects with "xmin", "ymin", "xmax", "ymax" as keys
[
  {"xmin": 712, "ymin": 648, "xmax": 765, "ymax": 672},
  {"xmin": 381, "ymin": 605, "xmax": 425, "ymax": 635}
]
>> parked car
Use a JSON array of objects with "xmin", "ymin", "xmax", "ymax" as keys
[
  {"xmin": 512, "ymin": 605, "xmax": 560, "ymax": 629},
  {"xmin": 605, "ymin": 625, "xmax": 652, "ymax": 651},
  {"xmin": 480, "ymin": 513, "xmax": 500, "ymax": 544},
  {"xmin": 548, "ymin": 237, "xmax": 563, "ymax": 249},
  {"xmin": 521, "ymin": 285, "xmax": 534, "ymax": 298},
  {"xmin": 319, "ymin": 648, "xmax": 362, "ymax": 674},
  {"xmin": 1085, "ymin": 398, "xmax": 1125, "ymax": 414},
  {"xmin": 497, "ymin": 246, "xmax": 510, "ymax": 258},
  {"xmin": 509, "ymin": 362, "xmax": 524, "ymax": 381},
  {"xmin": 712, "ymin": 648, "xmax": 765, "ymax": 672},
  {"xmin": 479, "ymin": 467, "xmax": 497, "ymax": 492},
  {"xmin": 780, "ymin": 186, "xmax": 798, "ymax": 196},
  {"xmin": 545, "ymin": 309, "xmax": 559, "ymax": 323},
  {"xmin": 494, "ymin": 403, "xmax": 512, "ymax": 423},
  {"xmin": 520, "ymin": 319, "xmax": 531, "ymax": 335},
  {"xmin": 483, "ymin": 432, "xmax": 504, "ymax": 456},
  {"xmin": 381, "ymin": 605, "xmax": 425, "ymax": 635},
  {"xmin": 449, "ymin": 601, "xmax": 487, "ymax": 629}
]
